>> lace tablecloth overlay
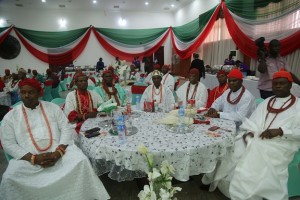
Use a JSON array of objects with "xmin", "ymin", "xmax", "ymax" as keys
[{"xmin": 79, "ymin": 112, "xmax": 236, "ymax": 181}]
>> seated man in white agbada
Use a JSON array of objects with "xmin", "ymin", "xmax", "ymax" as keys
[
  {"xmin": 205, "ymin": 68, "xmax": 256, "ymax": 126},
  {"xmin": 161, "ymin": 64, "xmax": 175, "ymax": 92},
  {"xmin": 203, "ymin": 69, "xmax": 300, "ymax": 200},
  {"xmin": 0, "ymin": 78, "xmax": 110, "ymax": 200},
  {"xmin": 176, "ymin": 68, "xmax": 208, "ymax": 109},
  {"xmin": 140, "ymin": 70, "xmax": 175, "ymax": 111}
]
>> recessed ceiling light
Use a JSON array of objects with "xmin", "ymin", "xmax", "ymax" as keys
[
  {"xmin": 145, "ymin": 2, "xmax": 149, "ymax": 5},
  {"xmin": 41, "ymin": 0, "xmax": 46, "ymax": 2},
  {"xmin": 93, "ymin": 0, "xmax": 97, "ymax": 4},
  {"xmin": 171, "ymin": 4, "xmax": 175, "ymax": 7},
  {"xmin": 58, "ymin": 18, "xmax": 67, "ymax": 28}
]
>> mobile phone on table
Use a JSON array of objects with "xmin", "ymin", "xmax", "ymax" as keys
[
  {"xmin": 85, "ymin": 131, "xmax": 101, "ymax": 138},
  {"xmin": 208, "ymin": 126, "xmax": 220, "ymax": 131},
  {"xmin": 85, "ymin": 127, "xmax": 100, "ymax": 134}
]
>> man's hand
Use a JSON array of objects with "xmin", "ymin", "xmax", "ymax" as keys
[
  {"xmin": 257, "ymin": 60, "xmax": 267, "ymax": 73},
  {"xmin": 205, "ymin": 108, "xmax": 219, "ymax": 118},
  {"xmin": 260, "ymin": 128, "xmax": 283, "ymax": 139},
  {"xmin": 35, "ymin": 152, "xmax": 61, "ymax": 168},
  {"xmin": 243, "ymin": 132, "xmax": 254, "ymax": 145},
  {"xmin": 86, "ymin": 112, "xmax": 97, "ymax": 119}
]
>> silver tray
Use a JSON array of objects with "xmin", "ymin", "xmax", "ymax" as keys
[{"xmin": 165, "ymin": 125, "xmax": 194, "ymax": 134}]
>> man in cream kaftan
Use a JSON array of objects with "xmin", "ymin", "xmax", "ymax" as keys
[
  {"xmin": 229, "ymin": 70, "xmax": 300, "ymax": 200},
  {"xmin": 0, "ymin": 78, "xmax": 109, "ymax": 200},
  {"xmin": 176, "ymin": 68, "xmax": 208, "ymax": 109},
  {"xmin": 64, "ymin": 73, "xmax": 103, "ymax": 133},
  {"xmin": 161, "ymin": 65, "xmax": 175, "ymax": 92},
  {"xmin": 206, "ymin": 69, "xmax": 256, "ymax": 125},
  {"xmin": 140, "ymin": 70, "xmax": 175, "ymax": 111}
]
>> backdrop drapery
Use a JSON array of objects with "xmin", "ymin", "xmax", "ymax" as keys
[
  {"xmin": 0, "ymin": 26, "xmax": 13, "ymax": 44},
  {"xmin": 2, "ymin": 0, "xmax": 299, "ymax": 68},
  {"xmin": 92, "ymin": 27, "xmax": 171, "ymax": 61},
  {"xmin": 14, "ymin": 27, "xmax": 92, "ymax": 65}
]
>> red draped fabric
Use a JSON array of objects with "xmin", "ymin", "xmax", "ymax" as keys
[
  {"xmin": 223, "ymin": 2, "xmax": 300, "ymax": 58},
  {"xmin": 92, "ymin": 27, "xmax": 171, "ymax": 61},
  {"xmin": 0, "ymin": 26, "xmax": 13, "ymax": 44},
  {"xmin": 171, "ymin": 4, "xmax": 221, "ymax": 59},
  {"xmin": 14, "ymin": 27, "xmax": 92, "ymax": 65}
]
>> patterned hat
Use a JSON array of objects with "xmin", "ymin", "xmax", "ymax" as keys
[{"xmin": 152, "ymin": 70, "xmax": 163, "ymax": 78}]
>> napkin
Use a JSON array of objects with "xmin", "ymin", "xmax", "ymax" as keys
[
  {"xmin": 156, "ymin": 115, "xmax": 194, "ymax": 125},
  {"xmin": 97, "ymin": 99, "xmax": 117, "ymax": 112}
]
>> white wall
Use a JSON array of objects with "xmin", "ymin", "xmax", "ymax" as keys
[
  {"xmin": 173, "ymin": 0, "xmax": 220, "ymax": 26},
  {"xmin": 0, "ymin": 1, "xmax": 219, "ymax": 76}
]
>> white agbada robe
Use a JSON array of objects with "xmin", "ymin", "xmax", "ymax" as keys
[
  {"xmin": 162, "ymin": 73, "xmax": 175, "ymax": 92},
  {"xmin": 0, "ymin": 101, "xmax": 110, "ymax": 200},
  {"xmin": 211, "ymin": 86, "xmax": 256, "ymax": 123},
  {"xmin": 64, "ymin": 90, "xmax": 103, "ymax": 118},
  {"xmin": 144, "ymin": 71, "xmax": 153, "ymax": 85},
  {"xmin": 229, "ymin": 95, "xmax": 300, "ymax": 200},
  {"xmin": 140, "ymin": 84, "xmax": 175, "ymax": 111},
  {"xmin": 176, "ymin": 81, "xmax": 208, "ymax": 109},
  {"xmin": 126, "ymin": 71, "xmax": 141, "ymax": 82}
]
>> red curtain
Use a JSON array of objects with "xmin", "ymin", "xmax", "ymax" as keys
[
  {"xmin": 14, "ymin": 27, "xmax": 92, "ymax": 65},
  {"xmin": 223, "ymin": 2, "xmax": 300, "ymax": 58},
  {"xmin": 92, "ymin": 27, "xmax": 171, "ymax": 61},
  {"xmin": 171, "ymin": 4, "xmax": 221, "ymax": 59},
  {"xmin": 0, "ymin": 26, "xmax": 13, "ymax": 44}
]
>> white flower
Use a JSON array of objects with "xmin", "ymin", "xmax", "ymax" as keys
[
  {"xmin": 161, "ymin": 160, "xmax": 175, "ymax": 174},
  {"xmin": 169, "ymin": 187, "xmax": 182, "ymax": 197},
  {"xmin": 159, "ymin": 188, "xmax": 171, "ymax": 200},
  {"xmin": 148, "ymin": 168, "xmax": 161, "ymax": 181},
  {"xmin": 138, "ymin": 144, "xmax": 148, "ymax": 155},
  {"xmin": 164, "ymin": 180, "xmax": 172, "ymax": 190},
  {"xmin": 138, "ymin": 185, "xmax": 157, "ymax": 200}
]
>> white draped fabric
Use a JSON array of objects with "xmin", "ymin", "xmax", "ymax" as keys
[
  {"xmin": 0, "ymin": 101, "xmax": 109, "ymax": 200},
  {"xmin": 176, "ymin": 81, "xmax": 208, "ymax": 109}
]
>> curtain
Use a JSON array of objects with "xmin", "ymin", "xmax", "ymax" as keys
[
  {"xmin": 14, "ymin": 27, "xmax": 92, "ymax": 65},
  {"xmin": 92, "ymin": 27, "xmax": 170, "ymax": 61},
  {"xmin": 171, "ymin": 4, "xmax": 221, "ymax": 59},
  {"xmin": 0, "ymin": 26, "xmax": 13, "ymax": 44},
  {"xmin": 15, "ymin": 27, "xmax": 89, "ymax": 48}
]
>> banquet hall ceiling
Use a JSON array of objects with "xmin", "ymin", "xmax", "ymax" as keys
[{"xmin": 0, "ymin": 0, "xmax": 195, "ymax": 12}]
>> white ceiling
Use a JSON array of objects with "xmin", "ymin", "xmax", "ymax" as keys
[{"xmin": 0, "ymin": 0, "xmax": 195, "ymax": 12}]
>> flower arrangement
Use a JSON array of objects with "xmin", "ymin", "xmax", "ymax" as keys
[{"xmin": 138, "ymin": 144, "xmax": 182, "ymax": 200}]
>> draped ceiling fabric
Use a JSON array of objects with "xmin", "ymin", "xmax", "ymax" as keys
[
  {"xmin": 3, "ymin": 0, "xmax": 299, "ymax": 65},
  {"xmin": 0, "ymin": 26, "xmax": 13, "ymax": 44},
  {"xmin": 93, "ymin": 27, "xmax": 170, "ymax": 61}
]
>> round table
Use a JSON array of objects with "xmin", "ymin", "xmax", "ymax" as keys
[{"xmin": 79, "ymin": 111, "xmax": 236, "ymax": 182}]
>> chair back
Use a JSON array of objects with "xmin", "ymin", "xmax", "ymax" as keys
[
  {"xmin": 51, "ymin": 86, "xmax": 61, "ymax": 99},
  {"xmin": 87, "ymin": 85, "xmax": 95, "ymax": 91},
  {"xmin": 51, "ymin": 98, "xmax": 66, "ymax": 106},
  {"xmin": 43, "ymin": 85, "xmax": 53, "ymax": 102},
  {"xmin": 288, "ymin": 149, "xmax": 300, "ymax": 197},
  {"xmin": 256, "ymin": 98, "xmax": 264, "ymax": 105}
]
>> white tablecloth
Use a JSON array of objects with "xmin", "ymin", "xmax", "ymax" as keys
[
  {"xmin": 79, "ymin": 112, "xmax": 236, "ymax": 182},
  {"xmin": 0, "ymin": 92, "xmax": 11, "ymax": 106},
  {"xmin": 202, "ymin": 74, "xmax": 300, "ymax": 98}
]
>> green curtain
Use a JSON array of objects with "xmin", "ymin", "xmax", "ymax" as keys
[
  {"xmin": 226, "ymin": 0, "xmax": 300, "ymax": 19},
  {"xmin": 95, "ymin": 27, "xmax": 168, "ymax": 45},
  {"xmin": 172, "ymin": 6, "xmax": 217, "ymax": 42},
  {"xmin": 0, "ymin": 26, "xmax": 9, "ymax": 34},
  {"xmin": 15, "ymin": 27, "xmax": 89, "ymax": 48}
]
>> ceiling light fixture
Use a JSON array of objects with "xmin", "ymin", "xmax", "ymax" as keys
[
  {"xmin": 41, "ymin": 0, "xmax": 46, "ymax": 2},
  {"xmin": 0, "ymin": 18, "xmax": 6, "ymax": 27},
  {"xmin": 118, "ymin": 18, "xmax": 127, "ymax": 26},
  {"xmin": 171, "ymin": 4, "xmax": 175, "ymax": 7},
  {"xmin": 145, "ymin": 2, "xmax": 149, "ymax": 5},
  {"xmin": 93, "ymin": 0, "xmax": 97, "ymax": 4},
  {"xmin": 58, "ymin": 18, "xmax": 67, "ymax": 28}
]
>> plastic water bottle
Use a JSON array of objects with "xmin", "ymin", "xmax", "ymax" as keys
[
  {"xmin": 178, "ymin": 105, "xmax": 185, "ymax": 133},
  {"xmin": 117, "ymin": 116, "xmax": 126, "ymax": 144},
  {"xmin": 154, "ymin": 101, "xmax": 158, "ymax": 112},
  {"xmin": 136, "ymin": 95, "xmax": 140, "ymax": 110}
]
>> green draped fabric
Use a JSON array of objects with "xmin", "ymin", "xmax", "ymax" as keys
[
  {"xmin": 226, "ymin": 0, "xmax": 300, "ymax": 19},
  {"xmin": 95, "ymin": 27, "xmax": 168, "ymax": 45},
  {"xmin": 15, "ymin": 27, "xmax": 89, "ymax": 48},
  {"xmin": 172, "ymin": 6, "xmax": 217, "ymax": 42},
  {"xmin": 0, "ymin": 26, "xmax": 9, "ymax": 34}
]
